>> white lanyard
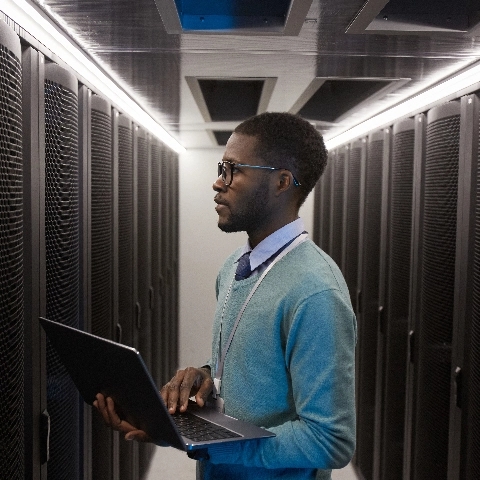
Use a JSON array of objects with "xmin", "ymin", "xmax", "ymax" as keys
[{"xmin": 213, "ymin": 233, "xmax": 308, "ymax": 400}]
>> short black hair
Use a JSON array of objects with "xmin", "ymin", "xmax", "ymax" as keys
[{"xmin": 234, "ymin": 112, "xmax": 328, "ymax": 207}]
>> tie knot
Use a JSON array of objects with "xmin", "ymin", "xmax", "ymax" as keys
[{"xmin": 235, "ymin": 252, "xmax": 252, "ymax": 281}]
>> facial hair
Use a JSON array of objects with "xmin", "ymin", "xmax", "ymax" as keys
[{"xmin": 217, "ymin": 176, "xmax": 271, "ymax": 235}]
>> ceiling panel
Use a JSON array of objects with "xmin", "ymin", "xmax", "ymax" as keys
[{"xmin": 22, "ymin": 0, "xmax": 480, "ymax": 149}]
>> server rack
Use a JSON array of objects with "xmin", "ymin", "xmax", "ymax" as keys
[
  {"xmin": 448, "ymin": 93, "xmax": 480, "ymax": 480},
  {"xmin": 405, "ymin": 101, "xmax": 461, "ymax": 480},
  {"xmin": 374, "ymin": 119, "xmax": 415, "ymax": 480},
  {"xmin": 150, "ymin": 139, "xmax": 163, "ymax": 388},
  {"xmin": 330, "ymin": 146, "xmax": 346, "ymax": 268},
  {"xmin": 0, "ymin": 14, "xmax": 180, "ymax": 479},
  {"xmin": 0, "ymin": 19, "xmax": 25, "ymax": 480},
  {"xmin": 319, "ymin": 151, "xmax": 334, "ymax": 254},
  {"xmin": 135, "ymin": 127, "xmax": 155, "ymax": 478},
  {"xmin": 116, "ymin": 112, "xmax": 140, "ymax": 480},
  {"xmin": 44, "ymin": 61, "xmax": 81, "ymax": 480},
  {"xmin": 355, "ymin": 129, "xmax": 385, "ymax": 480},
  {"xmin": 22, "ymin": 43, "xmax": 47, "ymax": 480},
  {"xmin": 343, "ymin": 139, "xmax": 365, "ymax": 309}
]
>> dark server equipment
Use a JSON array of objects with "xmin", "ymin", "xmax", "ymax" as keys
[
  {"xmin": 330, "ymin": 146, "xmax": 346, "ymax": 268},
  {"xmin": 44, "ymin": 61, "xmax": 80, "ymax": 480},
  {"xmin": 135, "ymin": 127, "xmax": 155, "ymax": 478},
  {"xmin": 373, "ymin": 118, "xmax": 415, "ymax": 480},
  {"xmin": 150, "ymin": 139, "xmax": 163, "ymax": 388},
  {"xmin": 160, "ymin": 152, "xmax": 172, "ymax": 383},
  {"xmin": 406, "ymin": 101, "xmax": 461, "ymax": 480},
  {"xmin": 448, "ymin": 93, "xmax": 480, "ymax": 480},
  {"xmin": 319, "ymin": 151, "xmax": 334, "ymax": 254},
  {"xmin": 343, "ymin": 139, "xmax": 364, "ymax": 310},
  {"xmin": 170, "ymin": 152, "xmax": 180, "ymax": 375},
  {"xmin": 89, "ymin": 94, "xmax": 118, "ymax": 480},
  {"xmin": 355, "ymin": 129, "xmax": 385, "ymax": 480},
  {"xmin": 116, "ymin": 113, "xmax": 140, "ymax": 480},
  {"xmin": 0, "ymin": 12, "xmax": 180, "ymax": 479},
  {"xmin": 0, "ymin": 19, "xmax": 24, "ymax": 480},
  {"xmin": 312, "ymin": 176, "xmax": 322, "ymax": 247}
]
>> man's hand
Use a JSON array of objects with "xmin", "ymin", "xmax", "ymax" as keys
[
  {"xmin": 93, "ymin": 393, "xmax": 151, "ymax": 443},
  {"xmin": 160, "ymin": 366, "xmax": 213, "ymax": 414}
]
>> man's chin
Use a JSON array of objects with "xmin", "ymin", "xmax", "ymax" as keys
[{"xmin": 217, "ymin": 220, "xmax": 240, "ymax": 233}]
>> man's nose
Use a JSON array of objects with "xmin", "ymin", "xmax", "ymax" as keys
[{"xmin": 213, "ymin": 175, "xmax": 226, "ymax": 192}]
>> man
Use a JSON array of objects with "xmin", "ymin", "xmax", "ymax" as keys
[{"xmin": 95, "ymin": 112, "xmax": 356, "ymax": 479}]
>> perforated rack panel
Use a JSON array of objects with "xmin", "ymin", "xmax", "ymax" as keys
[
  {"xmin": 381, "ymin": 120, "xmax": 415, "ymax": 479},
  {"xmin": 331, "ymin": 149, "xmax": 345, "ymax": 267},
  {"xmin": 90, "ymin": 97, "xmax": 114, "ymax": 480},
  {"xmin": 344, "ymin": 142, "xmax": 362, "ymax": 308},
  {"xmin": 0, "ymin": 24, "xmax": 24, "ymax": 480},
  {"xmin": 91, "ymin": 101, "xmax": 113, "ymax": 340},
  {"xmin": 44, "ymin": 65, "xmax": 80, "ymax": 480},
  {"xmin": 356, "ymin": 132, "xmax": 384, "ymax": 480},
  {"xmin": 320, "ymin": 154, "xmax": 333, "ymax": 254},
  {"xmin": 413, "ymin": 104, "xmax": 460, "ymax": 479}
]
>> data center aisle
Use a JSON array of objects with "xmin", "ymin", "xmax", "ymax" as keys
[{"xmin": 145, "ymin": 446, "xmax": 359, "ymax": 480}]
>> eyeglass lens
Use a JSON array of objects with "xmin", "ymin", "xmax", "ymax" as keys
[{"xmin": 218, "ymin": 161, "xmax": 232, "ymax": 185}]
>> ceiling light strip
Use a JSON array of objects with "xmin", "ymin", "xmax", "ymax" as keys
[
  {"xmin": 1, "ymin": 0, "xmax": 186, "ymax": 153},
  {"xmin": 325, "ymin": 60, "xmax": 480, "ymax": 150}
]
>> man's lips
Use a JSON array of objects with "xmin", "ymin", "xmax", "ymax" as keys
[{"xmin": 214, "ymin": 198, "xmax": 228, "ymax": 213}]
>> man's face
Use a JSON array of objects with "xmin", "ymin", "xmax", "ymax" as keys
[{"xmin": 213, "ymin": 133, "xmax": 273, "ymax": 235}]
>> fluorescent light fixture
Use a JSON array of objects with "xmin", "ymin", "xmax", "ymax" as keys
[
  {"xmin": 325, "ymin": 59, "xmax": 479, "ymax": 150},
  {"xmin": 1, "ymin": 0, "xmax": 186, "ymax": 154}
]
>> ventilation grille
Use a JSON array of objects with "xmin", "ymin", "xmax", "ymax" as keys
[
  {"xmin": 467, "ymin": 110, "xmax": 480, "ymax": 479},
  {"xmin": 320, "ymin": 155, "xmax": 333, "ymax": 253},
  {"xmin": 331, "ymin": 150, "xmax": 345, "ymax": 267},
  {"xmin": 118, "ymin": 124, "xmax": 134, "ymax": 346},
  {"xmin": 117, "ymin": 123, "xmax": 136, "ymax": 480},
  {"xmin": 212, "ymin": 130, "xmax": 233, "ymax": 146},
  {"xmin": 44, "ymin": 77, "xmax": 80, "ymax": 480},
  {"xmin": 414, "ymin": 112, "xmax": 460, "ymax": 479},
  {"xmin": 91, "ymin": 108, "xmax": 113, "ymax": 339},
  {"xmin": 137, "ymin": 135, "xmax": 151, "ymax": 368},
  {"xmin": 297, "ymin": 79, "xmax": 391, "ymax": 123},
  {"xmin": 199, "ymin": 79, "xmax": 263, "ymax": 121},
  {"xmin": 150, "ymin": 143, "xmax": 162, "ymax": 386},
  {"xmin": 160, "ymin": 155, "xmax": 171, "ymax": 383},
  {"xmin": 357, "ymin": 136, "xmax": 383, "ymax": 480},
  {"xmin": 382, "ymin": 125, "xmax": 415, "ymax": 479},
  {"xmin": 0, "ymin": 41, "xmax": 24, "ymax": 480},
  {"xmin": 344, "ymin": 143, "xmax": 362, "ymax": 308}
]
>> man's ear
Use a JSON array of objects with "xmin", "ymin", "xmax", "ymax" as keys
[{"xmin": 276, "ymin": 171, "xmax": 294, "ymax": 195}]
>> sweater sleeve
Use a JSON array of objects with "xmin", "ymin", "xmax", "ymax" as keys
[{"xmin": 206, "ymin": 288, "xmax": 357, "ymax": 470}]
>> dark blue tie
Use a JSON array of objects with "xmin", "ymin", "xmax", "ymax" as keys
[{"xmin": 235, "ymin": 252, "xmax": 252, "ymax": 281}]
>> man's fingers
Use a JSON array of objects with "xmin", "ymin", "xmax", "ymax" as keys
[
  {"xmin": 125, "ymin": 429, "xmax": 151, "ymax": 442},
  {"xmin": 106, "ymin": 396, "xmax": 122, "ymax": 428},
  {"xmin": 164, "ymin": 369, "xmax": 186, "ymax": 414},
  {"xmin": 195, "ymin": 376, "xmax": 213, "ymax": 407},
  {"xmin": 95, "ymin": 393, "xmax": 112, "ymax": 426}
]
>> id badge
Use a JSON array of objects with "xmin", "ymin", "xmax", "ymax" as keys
[{"xmin": 213, "ymin": 395, "xmax": 225, "ymax": 413}]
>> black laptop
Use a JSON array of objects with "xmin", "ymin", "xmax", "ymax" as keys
[{"xmin": 39, "ymin": 317, "xmax": 274, "ymax": 453}]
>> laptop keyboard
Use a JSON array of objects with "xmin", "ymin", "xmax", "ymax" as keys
[{"xmin": 172, "ymin": 412, "xmax": 242, "ymax": 442}]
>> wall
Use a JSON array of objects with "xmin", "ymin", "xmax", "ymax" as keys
[{"xmin": 178, "ymin": 148, "xmax": 315, "ymax": 369}]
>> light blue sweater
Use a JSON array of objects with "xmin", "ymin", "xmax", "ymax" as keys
[{"xmin": 199, "ymin": 240, "xmax": 357, "ymax": 480}]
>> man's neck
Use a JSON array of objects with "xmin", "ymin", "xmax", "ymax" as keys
[{"xmin": 247, "ymin": 215, "xmax": 299, "ymax": 249}]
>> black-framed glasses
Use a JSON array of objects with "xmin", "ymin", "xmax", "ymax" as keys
[{"xmin": 217, "ymin": 160, "xmax": 301, "ymax": 187}]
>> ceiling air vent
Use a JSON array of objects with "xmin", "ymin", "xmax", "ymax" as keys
[
  {"xmin": 155, "ymin": 0, "xmax": 314, "ymax": 35},
  {"xmin": 289, "ymin": 77, "xmax": 409, "ymax": 124},
  {"xmin": 211, "ymin": 130, "xmax": 234, "ymax": 146},
  {"xmin": 186, "ymin": 77, "xmax": 276, "ymax": 122},
  {"xmin": 347, "ymin": 0, "xmax": 480, "ymax": 35}
]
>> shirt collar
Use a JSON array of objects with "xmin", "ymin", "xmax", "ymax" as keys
[{"xmin": 236, "ymin": 218, "xmax": 307, "ymax": 271}]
